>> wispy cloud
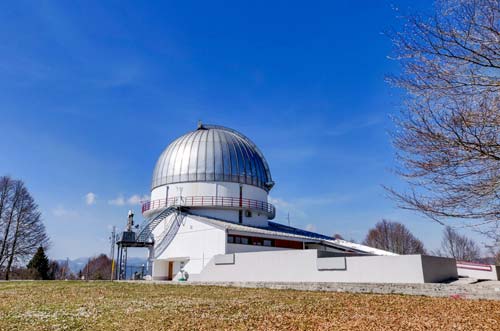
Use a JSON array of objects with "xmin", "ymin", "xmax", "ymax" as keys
[
  {"xmin": 294, "ymin": 194, "xmax": 352, "ymax": 206},
  {"xmin": 97, "ymin": 63, "xmax": 144, "ymax": 89},
  {"xmin": 269, "ymin": 193, "xmax": 352, "ymax": 226},
  {"xmin": 84, "ymin": 192, "xmax": 97, "ymax": 205},
  {"xmin": 108, "ymin": 195, "xmax": 126, "ymax": 206},
  {"xmin": 305, "ymin": 224, "xmax": 317, "ymax": 232},
  {"xmin": 267, "ymin": 146, "xmax": 318, "ymax": 163},
  {"xmin": 127, "ymin": 194, "xmax": 149, "ymax": 206},
  {"xmin": 52, "ymin": 205, "xmax": 78, "ymax": 218},
  {"xmin": 269, "ymin": 196, "xmax": 307, "ymax": 219},
  {"xmin": 325, "ymin": 115, "xmax": 383, "ymax": 137},
  {"xmin": 109, "ymin": 194, "xmax": 148, "ymax": 206},
  {"xmin": 271, "ymin": 194, "xmax": 351, "ymax": 211}
]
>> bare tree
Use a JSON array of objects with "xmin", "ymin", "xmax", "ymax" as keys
[
  {"xmin": 363, "ymin": 219, "xmax": 426, "ymax": 255},
  {"xmin": 54, "ymin": 258, "xmax": 72, "ymax": 280},
  {"xmin": 433, "ymin": 226, "xmax": 481, "ymax": 262},
  {"xmin": 0, "ymin": 176, "xmax": 49, "ymax": 279},
  {"xmin": 332, "ymin": 233, "xmax": 344, "ymax": 240},
  {"xmin": 0, "ymin": 177, "xmax": 12, "ymax": 228},
  {"xmin": 481, "ymin": 221, "xmax": 500, "ymax": 262},
  {"xmin": 81, "ymin": 254, "xmax": 112, "ymax": 280},
  {"xmin": 0, "ymin": 180, "xmax": 23, "ymax": 268},
  {"xmin": 386, "ymin": 1, "xmax": 500, "ymax": 235}
]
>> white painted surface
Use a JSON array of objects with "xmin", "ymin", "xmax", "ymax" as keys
[
  {"xmin": 151, "ymin": 182, "xmax": 267, "ymax": 203},
  {"xmin": 150, "ymin": 182, "xmax": 270, "ymax": 225},
  {"xmin": 214, "ymin": 254, "xmax": 235, "ymax": 265},
  {"xmin": 457, "ymin": 262, "xmax": 499, "ymax": 280},
  {"xmin": 196, "ymin": 250, "xmax": 458, "ymax": 284},
  {"xmin": 152, "ymin": 214, "xmax": 226, "ymax": 279},
  {"xmin": 316, "ymin": 257, "xmax": 347, "ymax": 270},
  {"xmin": 152, "ymin": 260, "xmax": 169, "ymax": 280},
  {"xmin": 226, "ymin": 243, "xmax": 289, "ymax": 254}
]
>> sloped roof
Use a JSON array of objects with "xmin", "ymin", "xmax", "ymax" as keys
[
  {"xmin": 188, "ymin": 214, "xmax": 397, "ymax": 256},
  {"xmin": 189, "ymin": 214, "xmax": 320, "ymax": 241}
]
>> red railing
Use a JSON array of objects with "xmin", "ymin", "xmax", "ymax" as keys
[
  {"xmin": 142, "ymin": 196, "xmax": 275, "ymax": 216},
  {"xmin": 456, "ymin": 260, "xmax": 493, "ymax": 272}
]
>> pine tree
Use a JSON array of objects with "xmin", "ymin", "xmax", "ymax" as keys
[{"xmin": 27, "ymin": 247, "xmax": 50, "ymax": 280}]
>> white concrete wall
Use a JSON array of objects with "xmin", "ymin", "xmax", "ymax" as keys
[
  {"xmin": 195, "ymin": 250, "xmax": 458, "ymax": 284},
  {"xmin": 226, "ymin": 243, "xmax": 289, "ymax": 254},
  {"xmin": 151, "ymin": 182, "xmax": 267, "ymax": 202},
  {"xmin": 456, "ymin": 262, "xmax": 499, "ymax": 280},
  {"xmin": 306, "ymin": 243, "xmax": 352, "ymax": 253},
  {"xmin": 189, "ymin": 209, "xmax": 239, "ymax": 222},
  {"xmin": 152, "ymin": 260, "xmax": 169, "ymax": 280},
  {"xmin": 150, "ymin": 182, "xmax": 269, "ymax": 225},
  {"xmin": 190, "ymin": 208, "xmax": 268, "ymax": 226},
  {"xmin": 152, "ymin": 214, "xmax": 226, "ymax": 279}
]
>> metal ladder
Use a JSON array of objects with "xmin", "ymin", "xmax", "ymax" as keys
[{"xmin": 135, "ymin": 206, "xmax": 178, "ymax": 243}]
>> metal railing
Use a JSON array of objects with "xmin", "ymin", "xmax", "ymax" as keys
[
  {"xmin": 136, "ymin": 206, "xmax": 178, "ymax": 243},
  {"xmin": 456, "ymin": 260, "xmax": 493, "ymax": 272},
  {"xmin": 142, "ymin": 196, "xmax": 275, "ymax": 217}
]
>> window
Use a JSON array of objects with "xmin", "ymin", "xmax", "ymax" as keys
[
  {"xmin": 227, "ymin": 235, "xmax": 275, "ymax": 247},
  {"xmin": 263, "ymin": 239, "xmax": 273, "ymax": 247},
  {"xmin": 245, "ymin": 210, "xmax": 252, "ymax": 217}
]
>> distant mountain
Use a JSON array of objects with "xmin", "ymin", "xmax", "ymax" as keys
[
  {"xmin": 56, "ymin": 257, "xmax": 88, "ymax": 274},
  {"xmin": 57, "ymin": 257, "xmax": 148, "ymax": 274}
]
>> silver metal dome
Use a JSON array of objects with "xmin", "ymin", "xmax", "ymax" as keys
[{"xmin": 152, "ymin": 124, "xmax": 274, "ymax": 191}]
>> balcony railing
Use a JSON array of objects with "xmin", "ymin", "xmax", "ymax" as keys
[{"xmin": 141, "ymin": 196, "xmax": 276, "ymax": 218}]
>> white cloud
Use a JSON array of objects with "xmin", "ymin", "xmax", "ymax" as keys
[
  {"xmin": 269, "ymin": 194, "xmax": 353, "ymax": 230},
  {"xmin": 268, "ymin": 196, "xmax": 293, "ymax": 210},
  {"xmin": 127, "ymin": 194, "xmax": 149, "ymax": 206},
  {"xmin": 268, "ymin": 195, "xmax": 307, "ymax": 222},
  {"xmin": 295, "ymin": 194, "xmax": 352, "ymax": 206},
  {"xmin": 52, "ymin": 205, "xmax": 78, "ymax": 218},
  {"xmin": 108, "ymin": 195, "xmax": 126, "ymax": 206},
  {"xmin": 84, "ymin": 192, "xmax": 97, "ymax": 205},
  {"xmin": 305, "ymin": 224, "xmax": 317, "ymax": 232},
  {"xmin": 270, "ymin": 194, "xmax": 351, "ymax": 212},
  {"xmin": 109, "ymin": 194, "xmax": 149, "ymax": 206}
]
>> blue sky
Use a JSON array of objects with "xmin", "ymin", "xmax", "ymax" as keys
[{"xmin": 0, "ymin": 0, "xmax": 459, "ymax": 260}]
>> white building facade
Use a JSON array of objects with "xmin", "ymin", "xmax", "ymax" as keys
[{"xmin": 136, "ymin": 123, "xmax": 463, "ymax": 283}]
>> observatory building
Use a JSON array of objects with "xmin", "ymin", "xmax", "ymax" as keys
[{"xmin": 116, "ymin": 123, "xmax": 480, "ymax": 283}]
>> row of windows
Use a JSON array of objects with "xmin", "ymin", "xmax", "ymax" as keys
[{"xmin": 227, "ymin": 235, "xmax": 274, "ymax": 247}]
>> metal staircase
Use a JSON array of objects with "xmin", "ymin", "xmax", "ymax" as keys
[
  {"xmin": 154, "ymin": 212, "xmax": 185, "ymax": 258},
  {"xmin": 135, "ymin": 206, "xmax": 178, "ymax": 243}
]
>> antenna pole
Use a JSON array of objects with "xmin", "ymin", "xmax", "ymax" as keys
[{"xmin": 110, "ymin": 226, "xmax": 116, "ymax": 281}]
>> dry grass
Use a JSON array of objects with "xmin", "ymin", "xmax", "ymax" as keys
[{"xmin": 0, "ymin": 281, "xmax": 499, "ymax": 330}]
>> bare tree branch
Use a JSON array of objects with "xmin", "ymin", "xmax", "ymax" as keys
[{"xmin": 386, "ymin": 0, "xmax": 500, "ymax": 242}]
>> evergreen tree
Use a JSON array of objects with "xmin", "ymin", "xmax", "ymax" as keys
[{"xmin": 27, "ymin": 247, "xmax": 50, "ymax": 280}]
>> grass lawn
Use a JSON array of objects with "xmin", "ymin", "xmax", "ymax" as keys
[{"xmin": 0, "ymin": 281, "xmax": 499, "ymax": 330}]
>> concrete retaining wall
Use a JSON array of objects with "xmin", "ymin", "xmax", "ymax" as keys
[
  {"xmin": 195, "ymin": 250, "xmax": 457, "ymax": 284},
  {"xmin": 422, "ymin": 255, "xmax": 459, "ymax": 283},
  {"xmin": 457, "ymin": 261, "xmax": 499, "ymax": 280}
]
